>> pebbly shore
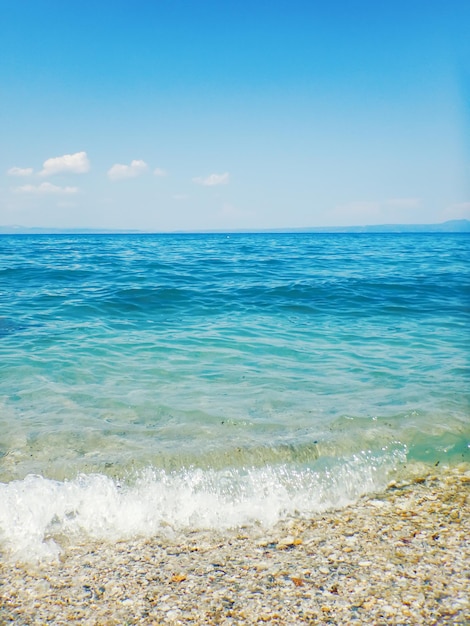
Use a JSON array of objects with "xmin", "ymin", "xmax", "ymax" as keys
[{"xmin": 1, "ymin": 464, "xmax": 469, "ymax": 625}]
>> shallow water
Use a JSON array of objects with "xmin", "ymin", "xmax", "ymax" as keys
[{"xmin": 0, "ymin": 233, "xmax": 468, "ymax": 560}]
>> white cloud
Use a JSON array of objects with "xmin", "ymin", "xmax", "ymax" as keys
[
  {"xmin": 193, "ymin": 172, "xmax": 229, "ymax": 186},
  {"xmin": 154, "ymin": 167, "xmax": 168, "ymax": 177},
  {"xmin": 329, "ymin": 201, "xmax": 381, "ymax": 222},
  {"xmin": 327, "ymin": 197, "xmax": 426, "ymax": 225},
  {"xmin": 384, "ymin": 197, "xmax": 422, "ymax": 208},
  {"xmin": 57, "ymin": 200, "xmax": 78, "ymax": 208},
  {"xmin": 218, "ymin": 202, "xmax": 254, "ymax": 220},
  {"xmin": 39, "ymin": 151, "xmax": 90, "ymax": 176},
  {"xmin": 13, "ymin": 182, "xmax": 79, "ymax": 195},
  {"xmin": 108, "ymin": 159, "xmax": 148, "ymax": 181},
  {"xmin": 7, "ymin": 166, "xmax": 33, "ymax": 177},
  {"xmin": 442, "ymin": 202, "xmax": 470, "ymax": 220}
]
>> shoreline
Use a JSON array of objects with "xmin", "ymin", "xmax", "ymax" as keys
[{"xmin": 1, "ymin": 465, "xmax": 469, "ymax": 625}]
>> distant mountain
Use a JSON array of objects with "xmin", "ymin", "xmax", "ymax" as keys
[
  {"xmin": 172, "ymin": 220, "xmax": 470, "ymax": 234},
  {"xmin": 0, "ymin": 219, "xmax": 469, "ymax": 234},
  {"xmin": 275, "ymin": 219, "xmax": 470, "ymax": 234}
]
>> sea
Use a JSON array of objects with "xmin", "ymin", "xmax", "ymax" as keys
[{"xmin": 0, "ymin": 232, "xmax": 469, "ymax": 562}]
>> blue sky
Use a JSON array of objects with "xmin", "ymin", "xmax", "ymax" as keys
[{"xmin": 1, "ymin": 0, "xmax": 469, "ymax": 231}]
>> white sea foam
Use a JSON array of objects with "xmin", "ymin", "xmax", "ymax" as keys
[{"xmin": 0, "ymin": 447, "xmax": 405, "ymax": 562}]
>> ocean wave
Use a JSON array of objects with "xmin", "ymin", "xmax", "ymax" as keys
[{"xmin": 0, "ymin": 446, "xmax": 406, "ymax": 563}]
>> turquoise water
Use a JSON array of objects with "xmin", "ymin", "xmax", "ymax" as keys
[{"xmin": 0, "ymin": 233, "xmax": 469, "ymax": 560}]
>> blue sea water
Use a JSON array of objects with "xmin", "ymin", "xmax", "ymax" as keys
[{"xmin": 0, "ymin": 233, "xmax": 469, "ymax": 560}]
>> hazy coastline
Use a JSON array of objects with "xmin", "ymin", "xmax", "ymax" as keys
[{"xmin": 0, "ymin": 218, "xmax": 469, "ymax": 235}]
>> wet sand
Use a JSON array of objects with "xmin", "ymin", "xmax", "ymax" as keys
[{"xmin": 1, "ymin": 465, "xmax": 469, "ymax": 625}]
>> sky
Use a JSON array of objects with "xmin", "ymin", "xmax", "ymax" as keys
[{"xmin": 1, "ymin": 0, "xmax": 469, "ymax": 231}]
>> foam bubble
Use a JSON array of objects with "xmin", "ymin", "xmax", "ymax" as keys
[{"xmin": 0, "ymin": 445, "xmax": 406, "ymax": 562}]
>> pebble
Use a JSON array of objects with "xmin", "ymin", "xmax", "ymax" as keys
[{"xmin": 0, "ymin": 463, "xmax": 469, "ymax": 625}]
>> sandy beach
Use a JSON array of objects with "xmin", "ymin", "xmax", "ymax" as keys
[{"xmin": 1, "ymin": 464, "xmax": 469, "ymax": 625}]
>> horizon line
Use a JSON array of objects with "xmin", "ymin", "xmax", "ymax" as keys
[{"xmin": 0, "ymin": 218, "xmax": 469, "ymax": 235}]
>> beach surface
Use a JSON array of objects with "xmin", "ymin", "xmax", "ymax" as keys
[{"xmin": 1, "ymin": 464, "xmax": 468, "ymax": 625}]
